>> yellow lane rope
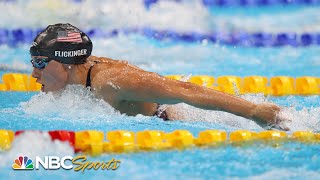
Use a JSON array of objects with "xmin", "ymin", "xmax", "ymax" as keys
[
  {"xmin": 1, "ymin": 129, "xmax": 319, "ymax": 156},
  {"xmin": 0, "ymin": 73, "xmax": 319, "ymax": 96}
]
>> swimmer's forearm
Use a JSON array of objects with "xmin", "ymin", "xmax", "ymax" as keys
[
  {"xmin": 172, "ymin": 81, "xmax": 284, "ymax": 127},
  {"xmin": 177, "ymin": 82, "xmax": 257, "ymax": 119}
]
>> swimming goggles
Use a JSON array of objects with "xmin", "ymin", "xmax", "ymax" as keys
[{"xmin": 30, "ymin": 56, "xmax": 51, "ymax": 69}]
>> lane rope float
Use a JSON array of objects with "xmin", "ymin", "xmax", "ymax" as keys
[
  {"xmin": 1, "ymin": 73, "xmax": 319, "ymax": 96},
  {"xmin": 1, "ymin": 129, "xmax": 319, "ymax": 156}
]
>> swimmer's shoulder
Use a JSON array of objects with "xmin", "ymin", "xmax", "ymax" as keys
[
  {"xmin": 89, "ymin": 56, "xmax": 148, "ymax": 90},
  {"xmin": 87, "ymin": 55, "xmax": 127, "ymax": 64},
  {"xmin": 88, "ymin": 55, "xmax": 143, "ymax": 71}
]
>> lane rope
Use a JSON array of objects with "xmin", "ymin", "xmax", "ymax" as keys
[
  {"xmin": 1, "ymin": 28, "xmax": 320, "ymax": 47},
  {"xmin": 1, "ymin": 129, "xmax": 319, "ymax": 155},
  {"xmin": 1, "ymin": 73, "xmax": 319, "ymax": 96},
  {"xmin": 144, "ymin": 0, "xmax": 320, "ymax": 9}
]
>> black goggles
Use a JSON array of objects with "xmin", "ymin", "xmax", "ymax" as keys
[{"xmin": 30, "ymin": 56, "xmax": 51, "ymax": 69}]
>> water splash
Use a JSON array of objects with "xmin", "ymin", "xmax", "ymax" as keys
[
  {"xmin": 11, "ymin": 83, "xmax": 318, "ymax": 132},
  {"xmin": 0, "ymin": 0, "xmax": 319, "ymax": 32},
  {"xmin": 166, "ymin": 94, "xmax": 320, "ymax": 132},
  {"xmin": 246, "ymin": 168, "xmax": 320, "ymax": 180},
  {"xmin": 0, "ymin": 0, "xmax": 209, "ymax": 32},
  {"xmin": 19, "ymin": 85, "xmax": 122, "ymax": 122},
  {"xmin": 0, "ymin": 131, "xmax": 74, "ymax": 167}
]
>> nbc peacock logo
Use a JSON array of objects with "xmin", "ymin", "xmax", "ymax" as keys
[{"xmin": 12, "ymin": 156, "xmax": 34, "ymax": 170}]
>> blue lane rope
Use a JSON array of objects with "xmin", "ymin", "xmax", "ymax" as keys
[
  {"xmin": 0, "ymin": 64, "xmax": 30, "ymax": 73},
  {"xmin": 0, "ymin": 27, "xmax": 319, "ymax": 47},
  {"xmin": 144, "ymin": 0, "xmax": 320, "ymax": 8},
  {"xmin": 70, "ymin": 0, "xmax": 320, "ymax": 7},
  {"xmin": 3, "ymin": 0, "xmax": 318, "ymax": 7},
  {"xmin": 201, "ymin": 0, "xmax": 320, "ymax": 6}
]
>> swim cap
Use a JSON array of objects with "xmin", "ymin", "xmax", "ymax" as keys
[{"xmin": 30, "ymin": 23, "xmax": 92, "ymax": 64}]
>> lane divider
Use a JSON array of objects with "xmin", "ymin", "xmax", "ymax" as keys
[
  {"xmin": 167, "ymin": 75, "xmax": 320, "ymax": 96},
  {"xmin": 1, "ymin": 129, "xmax": 320, "ymax": 155},
  {"xmin": 202, "ymin": 0, "xmax": 320, "ymax": 6},
  {"xmin": 4, "ymin": 0, "xmax": 319, "ymax": 8},
  {"xmin": 0, "ymin": 73, "xmax": 319, "ymax": 95},
  {"xmin": 144, "ymin": 0, "xmax": 320, "ymax": 9},
  {"xmin": 0, "ymin": 73, "xmax": 41, "ymax": 91},
  {"xmin": 1, "ymin": 28, "xmax": 320, "ymax": 47}
]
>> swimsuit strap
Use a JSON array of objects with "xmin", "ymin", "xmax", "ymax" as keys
[
  {"xmin": 86, "ymin": 61, "xmax": 99, "ymax": 88},
  {"xmin": 153, "ymin": 104, "xmax": 170, "ymax": 121}
]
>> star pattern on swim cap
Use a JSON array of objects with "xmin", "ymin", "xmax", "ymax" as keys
[
  {"xmin": 56, "ymin": 30, "xmax": 82, "ymax": 43},
  {"xmin": 30, "ymin": 42, "xmax": 38, "ymax": 47},
  {"xmin": 57, "ymin": 31, "xmax": 67, "ymax": 37}
]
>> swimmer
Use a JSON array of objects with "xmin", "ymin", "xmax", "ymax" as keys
[{"xmin": 30, "ymin": 23, "xmax": 290, "ymax": 130}]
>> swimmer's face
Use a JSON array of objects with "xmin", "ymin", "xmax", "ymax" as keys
[{"xmin": 31, "ymin": 58, "xmax": 68, "ymax": 92}]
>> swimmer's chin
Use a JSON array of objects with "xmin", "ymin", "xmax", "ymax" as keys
[
  {"xmin": 41, "ymin": 84, "xmax": 88, "ymax": 94},
  {"xmin": 40, "ymin": 85, "xmax": 64, "ymax": 94}
]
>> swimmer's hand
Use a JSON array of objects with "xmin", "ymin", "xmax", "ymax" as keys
[{"xmin": 251, "ymin": 103, "xmax": 291, "ymax": 131}]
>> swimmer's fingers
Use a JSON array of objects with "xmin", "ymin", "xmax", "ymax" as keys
[
  {"xmin": 251, "ymin": 103, "xmax": 292, "ymax": 131},
  {"xmin": 273, "ymin": 123, "xmax": 290, "ymax": 131},
  {"xmin": 266, "ymin": 114, "xmax": 292, "ymax": 131},
  {"xmin": 273, "ymin": 114, "xmax": 291, "ymax": 131}
]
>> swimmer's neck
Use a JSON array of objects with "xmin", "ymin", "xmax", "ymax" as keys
[{"xmin": 65, "ymin": 62, "xmax": 93, "ymax": 86}]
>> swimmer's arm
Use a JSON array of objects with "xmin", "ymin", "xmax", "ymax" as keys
[{"xmin": 111, "ymin": 71, "xmax": 287, "ymax": 128}]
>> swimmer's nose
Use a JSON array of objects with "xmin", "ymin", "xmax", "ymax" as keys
[{"xmin": 31, "ymin": 68, "xmax": 41, "ymax": 79}]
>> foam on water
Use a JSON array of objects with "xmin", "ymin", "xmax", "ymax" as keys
[
  {"xmin": 0, "ymin": 131, "xmax": 74, "ymax": 167},
  {"xmin": 0, "ymin": 0, "xmax": 209, "ymax": 33},
  {"xmin": 209, "ymin": 7, "xmax": 320, "ymax": 33},
  {"xmin": 0, "ymin": 0, "xmax": 319, "ymax": 33},
  {"xmin": 0, "ymin": 89, "xmax": 319, "ymax": 179},
  {"xmin": 243, "ymin": 94, "xmax": 320, "ymax": 132},
  {"xmin": 19, "ymin": 85, "xmax": 122, "ymax": 122},
  {"xmin": 246, "ymin": 168, "xmax": 320, "ymax": 180},
  {"xmin": 12, "ymin": 84, "xmax": 320, "ymax": 132},
  {"xmin": 166, "ymin": 94, "xmax": 320, "ymax": 132}
]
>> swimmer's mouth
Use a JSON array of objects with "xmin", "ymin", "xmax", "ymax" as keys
[{"xmin": 41, "ymin": 84, "xmax": 44, "ymax": 91}]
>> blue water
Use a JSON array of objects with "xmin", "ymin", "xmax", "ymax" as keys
[
  {"xmin": 0, "ymin": 91, "xmax": 319, "ymax": 179},
  {"xmin": 1, "ymin": 37, "xmax": 319, "ymax": 77},
  {"xmin": 0, "ymin": 0, "xmax": 320, "ymax": 179},
  {"xmin": 1, "ymin": 143, "xmax": 320, "ymax": 179}
]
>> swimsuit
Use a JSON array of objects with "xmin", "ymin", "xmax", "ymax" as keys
[
  {"xmin": 86, "ymin": 62, "xmax": 96, "ymax": 88},
  {"xmin": 153, "ymin": 104, "xmax": 170, "ymax": 121},
  {"xmin": 86, "ymin": 62, "xmax": 170, "ymax": 121}
]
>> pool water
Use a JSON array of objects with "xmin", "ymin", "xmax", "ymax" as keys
[{"xmin": 0, "ymin": 0, "xmax": 320, "ymax": 179}]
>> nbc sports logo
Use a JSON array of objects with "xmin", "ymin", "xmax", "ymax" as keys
[
  {"xmin": 11, "ymin": 155, "xmax": 120, "ymax": 172},
  {"xmin": 12, "ymin": 156, "xmax": 34, "ymax": 170}
]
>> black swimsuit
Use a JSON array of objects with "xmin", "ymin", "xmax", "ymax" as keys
[
  {"xmin": 86, "ymin": 62, "xmax": 169, "ymax": 121},
  {"xmin": 153, "ymin": 104, "xmax": 170, "ymax": 121},
  {"xmin": 86, "ymin": 64, "xmax": 95, "ymax": 88}
]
